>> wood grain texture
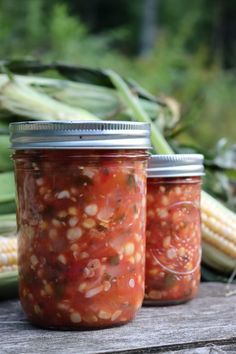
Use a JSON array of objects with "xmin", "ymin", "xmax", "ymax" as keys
[
  {"xmin": 162, "ymin": 344, "xmax": 236, "ymax": 354},
  {"xmin": 1, "ymin": 283, "xmax": 236, "ymax": 354}
]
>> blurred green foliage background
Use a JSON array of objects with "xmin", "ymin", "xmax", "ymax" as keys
[{"xmin": 0, "ymin": 0, "xmax": 235, "ymax": 147}]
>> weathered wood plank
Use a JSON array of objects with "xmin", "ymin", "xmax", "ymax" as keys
[
  {"xmin": 160, "ymin": 343, "xmax": 236, "ymax": 353},
  {"xmin": 119, "ymin": 342, "xmax": 236, "ymax": 353},
  {"xmin": 0, "ymin": 283, "xmax": 236, "ymax": 354}
]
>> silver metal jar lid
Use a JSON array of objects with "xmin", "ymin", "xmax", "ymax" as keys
[
  {"xmin": 147, "ymin": 154, "xmax": 204, "ymax": 177},
  {"xmin": 9, "ymin": 121, "xmax": 151, "ymax": 150}
]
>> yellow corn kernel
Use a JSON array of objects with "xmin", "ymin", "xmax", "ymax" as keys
[{"xmin": 0, "ymin": 236, "xmax": 17, "ymax": 273}]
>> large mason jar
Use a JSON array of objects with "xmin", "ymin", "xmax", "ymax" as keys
[{"xmin": 10, "ymin": 121, "xmax": 150, "ymax": 329}]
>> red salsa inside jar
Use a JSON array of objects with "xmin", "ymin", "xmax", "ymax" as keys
[
  {"xmin": 14, "ymin": 147, "xmax": 148, "ymax": 328},
  {"xmin": 145, "ymin": 173, "xmax": 202, "ymax": 304}
]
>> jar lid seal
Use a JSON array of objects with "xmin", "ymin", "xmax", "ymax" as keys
[
  {"xmin": 147, "ymin": 154, "xmax": 204, "ymax": 177},
  {"xmin": 9, "ymin": 121, "xmax": 151, "ymax": 150}
]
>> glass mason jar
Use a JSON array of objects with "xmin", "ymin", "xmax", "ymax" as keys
[
  {"xmin": 10, "ymin": 121, "xmax": 150, "ymax": 329},
  {"xmin": 145, "ymin": 155, "xmax": 204, "ymax": 305}
]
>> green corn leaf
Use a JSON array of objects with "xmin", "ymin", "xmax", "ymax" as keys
[
  {"xmin": 0, "ymin": 61, "xmax": 179, "ymax": 131},
  {"xmin": 0, "ymin": 270, "xmax": 18, "ymax": 300},
  {"xmin": 107, "ymin": 69, "xmax": 173, "ymax": 154},
  {"xmin": 0, "ymin": 214, "xmax": 16, "ymax": 234},
  {"xmin": 0, "ymin": 135, "xmax": 12, "ymax": 171},
  {"xmin": 0, "ymin": 172, "xmax": 15, "ymax": 203},
  {"xmin": 0, "ymin": 201, "xmax": 16, "ymax": 215}
]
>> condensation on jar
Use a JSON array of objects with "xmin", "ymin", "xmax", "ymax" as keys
[
  {"xmin": 145, "ymin": 154, "xmax": 204, "ymax": 305},
  {"xmin": 10, "ymin": 121, "xmax": 150, "ymax": 329}
]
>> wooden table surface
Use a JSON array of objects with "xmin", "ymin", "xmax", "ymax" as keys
[{"xmin": 1, "ymin": 282, "xmax": 236, "ymax": 354}]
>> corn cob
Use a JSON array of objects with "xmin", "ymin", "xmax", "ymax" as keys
[
  {"xmin": 201, "ymin": 191, "xmax": 236, "ymax": 272},
  {"xmin": 0, "ymin": 234, "xmax": 18, "ymax": 296},
  {"xmin": 108, "ymin": 70, "xmax": 236, "ymax": 274},
  {"xmin": 0, "ymin": 236, "xmax": 17, "ymax": 273},
  {"xmin": 0, "ymin": 73, "xmax": 179, "ymax": 129},
  {"xmin": 0, "ymin": 235, "xmax": 18, "ymax": 299},
  {"xmin": 0, "ymin": 76, "xmax": 98, "ymax": 122},
  {"xmin": 202, "ymin": 243, "xmax": 236, "ymax": 273}
]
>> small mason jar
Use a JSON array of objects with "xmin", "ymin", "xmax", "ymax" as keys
[
  {"xmin": 145, "ymin": 154, "xmax": 204, "ymax": 305},
  {"xmin": 10, "ymin": 121, "xmax": 150, "ymax": 329}
]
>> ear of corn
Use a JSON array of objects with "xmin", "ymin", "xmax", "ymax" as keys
[
  {"xmin": 0, "ymin": 76, "xmax": 99, "ymax": 122},
  {"xmin": 202, "ymin": 242, "xmax": 236, "ymax": 273},
  {"xmin": 0, "ymin": 235, "xmax": 18, "ymax": 300},
  {"xmin": 0, "ymin": 73, "xmax": 179, "ymax": 129},
  {"xmin": 0, "ymin": 236, "xmax": 17, "ymax": 273},
  {"xmin": 109, "ymin": 71, "xmax": 236, "ymax": 275},
  {"xmin": 0, "ymin": 128, "xmax": 18, "ymax": 298},
  {"xmin": 201, "ymin": 191, "xmax": 236, "ymax": 273}
]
